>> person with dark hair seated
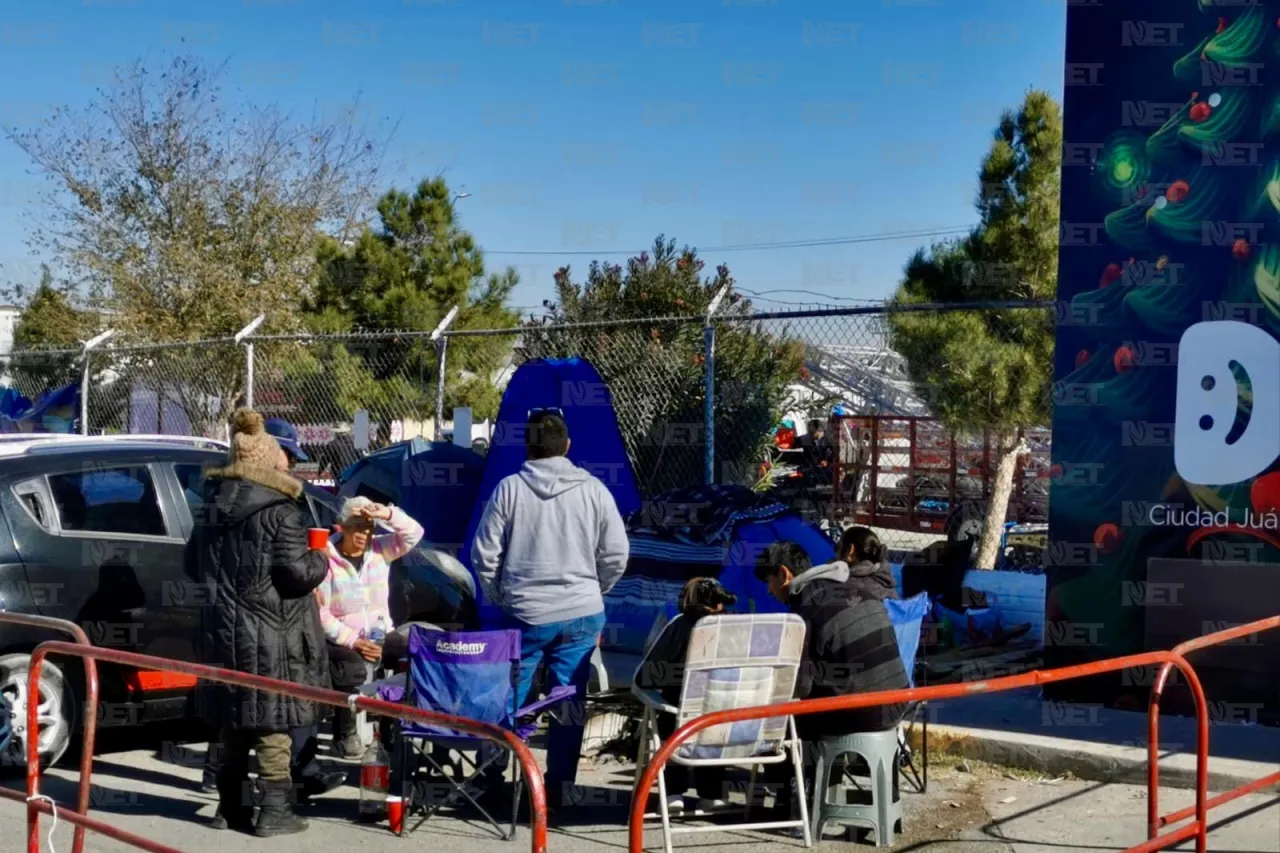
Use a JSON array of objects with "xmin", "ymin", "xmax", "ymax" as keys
[
  {"xmin": 472, "ymin": 408, "xmax": 629, "ymax": 810},
  {"xmin": 834, "ymin": 525, "xmax": 898, "ymax": 602},
  {"xmin": 753, "ymin": 540, "xmax": 910, "ymax": 820},
  {"xmin": 633, "ymin": 577, "xmax": 737, "ymax": 812}
]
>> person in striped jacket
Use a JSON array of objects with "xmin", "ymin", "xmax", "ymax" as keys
[{"xmin": 316, "ymin": 496, "xmax": 424, "ymax": 756}]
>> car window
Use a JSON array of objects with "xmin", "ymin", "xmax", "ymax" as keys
[
  {"xmin": 174, "ymin": 464, "xmax": 205, "ymax": 516},
  {"xmin": 49, "ymin": 466, "xmax": 167, "ymax": 537}
]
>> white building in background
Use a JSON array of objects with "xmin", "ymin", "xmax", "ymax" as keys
[
  {"xmin": 0, "ymin": 304, "xmax": 22, "ymax": 387},
  {"xmin": 0, "ymin": 305, "xmax": 21, "ymax": 354}
]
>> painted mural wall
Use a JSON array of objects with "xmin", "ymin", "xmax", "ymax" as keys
[{"xmin": 1049, "ymin": 2, "xmax": 1280, "ymax": 706}]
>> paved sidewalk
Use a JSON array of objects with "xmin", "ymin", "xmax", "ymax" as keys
[
  {"xmin": 923, "ymin": 688, "xmax": 1280, "ymax": 791},
  {"xmin": 2, "ymin": 729, "xmax": 1276, "ymax": 852}
]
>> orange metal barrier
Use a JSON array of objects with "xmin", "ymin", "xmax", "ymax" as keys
[
  {"xmin": 1146, "ymin": 615, "xmax": 1280, "ymax": 840},
  {"xmin": 628, "ymin": 650, "xmax": 1212, "ymax": 853},
  {"xmin": 0, "ymin": 612, "xmax": 100, "ymax": 853},
  {"xmin": 19, "ymin": 641, "xmax": 549, "ymax": 853}
]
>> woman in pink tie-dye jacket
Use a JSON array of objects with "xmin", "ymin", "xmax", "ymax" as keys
[{"xmin": 315, "ymin": 496, "xmax": 424, "ymax": 755}]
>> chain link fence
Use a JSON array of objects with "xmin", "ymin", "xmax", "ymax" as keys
[{"xmin": 0, "ymin": 303, "xmax": 1054, "ymax": 552}]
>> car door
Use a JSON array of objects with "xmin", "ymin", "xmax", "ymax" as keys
[{"xmin": 14, "ymin": 461, "xmax": 194, "ymax": 667}]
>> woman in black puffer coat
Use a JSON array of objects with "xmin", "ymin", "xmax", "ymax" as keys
[{"xmin": 188, "ymin": 408, "xmax": 328, "ymax": 837}]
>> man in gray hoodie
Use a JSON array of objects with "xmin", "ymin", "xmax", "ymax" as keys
[{"xmin": 471, "ymin": 408, "xmax": 629, "ymax": 808}]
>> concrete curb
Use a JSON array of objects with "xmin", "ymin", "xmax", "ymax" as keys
[{"xmin": 914, "ymin": 724, "xmax": 1280, "ymax": 793}]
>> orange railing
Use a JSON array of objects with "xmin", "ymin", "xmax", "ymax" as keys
[
  {"xmin": 11, "ymin": 641, "xmax": 549, "ymax": 853},
  {"xmin": 1146, "ymin": 615, "xmax": 1280, "ymax": 840},
  {"xmin": 0, "ymin": 612, "xmax": 100, "ymax": 853},
  {"xmin": 6, "ymin": 620, "xmax": 1277, "ymax": 853},
  {"xmin": 628, "ymin": 650, "xmax": 1213, "ymax": 853}
]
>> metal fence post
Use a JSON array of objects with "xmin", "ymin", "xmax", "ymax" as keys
[
  {"xmin": 431, "ymin": 306, "xmax": 460, "ymax": 441},
  {"xmin": 244, "ymin": 342, "xmax": 255, "ymax": 409},
  {"xmin": 234, "ymin": 315, "xmax": 265, "ymax": 411},
  {"xmin": 79, "ymin": 352, "xmax": 90, "ymax": 436},
  {"xmin": 703, "ymin": 286, "xmax": 729, "ymax": 485},
  {"xmin": 79, "ymin": 330, "xmax": 115, "ymax": 435}
]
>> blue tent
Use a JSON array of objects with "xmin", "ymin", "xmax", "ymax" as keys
[
  {"xmin": 338, "ymin": 438, "xmax": 486, "ymax": 552},
  {"xmin": 461, "ymin": 357, "xmax": 642, "ymax": 620},
  {"xmin": 0, "ymin": 382, "xmax": 79, "ymax": 433}
]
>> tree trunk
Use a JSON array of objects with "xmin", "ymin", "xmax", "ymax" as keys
[{"xmin": 974, "ymin": 432, "xmax": 1027, "ymax": 570}]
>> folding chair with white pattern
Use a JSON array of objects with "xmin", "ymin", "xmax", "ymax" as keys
[{"xmin": 631, "ymin": 613, "xmax": 813, "ymax": 853}]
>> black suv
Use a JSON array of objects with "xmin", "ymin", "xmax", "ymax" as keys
[{"xmin": 0, "ymin": 437, "xmax": 474, "ymax": 768}]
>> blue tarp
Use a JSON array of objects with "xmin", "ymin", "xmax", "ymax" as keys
[
  {"xmin": 605, "ymin": 492, "xmax": 838, "ymax": 657},
  {"xmin": 0, "ymin": 382, "xmax": 78, "ymax": 433},
  {"xmin": 461, "ymin": 357, "xmax": 642, "ymax": 620}
]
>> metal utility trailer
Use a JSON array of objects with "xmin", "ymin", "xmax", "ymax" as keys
[{"xmin": 828, "ymin": 415, "xmax": 1050, "ymax": 536}]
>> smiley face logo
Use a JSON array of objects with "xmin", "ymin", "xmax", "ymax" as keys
[{"xmin": 1174, "ymin": 321, "xmax": 1280, "ymax": 485}]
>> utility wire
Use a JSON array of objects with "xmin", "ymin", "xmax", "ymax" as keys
[{"xmin": 483, "ymin": 225, "xmax": 972, "ymax": 257}]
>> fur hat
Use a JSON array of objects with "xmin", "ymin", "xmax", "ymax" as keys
[{"xmin": 228, "ymin": 408, "xmax": 283, "ymax": 470}]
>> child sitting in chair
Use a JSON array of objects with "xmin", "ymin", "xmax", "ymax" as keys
[{"xmin": 633, "ymin": 577, "xmax": 736, "ymax": 812}]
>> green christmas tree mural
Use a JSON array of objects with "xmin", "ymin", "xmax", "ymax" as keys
[{"xmin": 1050, "ymin": 2, "xmax": 1280, "ymax": 694}]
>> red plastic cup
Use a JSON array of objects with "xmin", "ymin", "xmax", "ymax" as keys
[
  {"xmin": 308, "ymin": 528, "xmax": 329, "ymax": 550},
  {"xmin": 386, "ymin": 796, "xmax": 404, "ymax": 834}
]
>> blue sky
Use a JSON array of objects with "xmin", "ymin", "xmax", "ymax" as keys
[{"xmin": 0, "ymin": 0, "xmax": 1067, "ymax": 314}]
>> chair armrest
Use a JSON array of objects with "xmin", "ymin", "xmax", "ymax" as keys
[
  {"xmin": 630, "ymin": 683, "xmax": 679, "ymax": 716},
  {"xmin": 516, "ymin": 685, "xmax": 578, "ymax": 720}
]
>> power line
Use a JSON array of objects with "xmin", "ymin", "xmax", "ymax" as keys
[{"xmin": 483, "ymin": 225, "xmax": 972, "ymax": 257}]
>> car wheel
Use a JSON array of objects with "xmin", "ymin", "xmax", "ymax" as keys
[{"xmin": 0, "ymin": 654, "xmax": 75, "ymax": 773}]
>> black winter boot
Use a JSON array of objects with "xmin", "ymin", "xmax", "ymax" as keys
[
  {"xmin": 253, "ymin": 780, "xmax": 309, "ymax": 837},
  {"xmin": 213, "ymin": 770, "xmax": 254, "ymax": 832}
]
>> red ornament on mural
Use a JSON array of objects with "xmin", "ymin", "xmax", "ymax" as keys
[
  {"xmin": 1250, "ymin": 472, "xmax": 1280, "ymax": 514},
  {"xmin": 1189, "ymin": 102, "xmax": 1211, "ymax": 122},
  {"xmin": 1114, "ymin": 345, "xmax": 1136, "ymax": 373},
  {"xmin": 1049, "ymin": 463, "xmax": 1064, "ymax": 482},
  {"xmin": 1094, "ymin": 523, "xmax": 1122, "ymax": 554},
  {"xmin": 1217, "ymin": 17, "xmax": 1228, "ymax": 33},
  {"xmin": 1075, "ymin": 349, "xmax": 1090, "ymax": 368},
  {"xmin": 1099, "ymin": 263, "xmax": 1122, "ymax": 287},
  {"xmin": 1233, "ymin": 239, "xmax": 1250, "ymax": 260},
  {"xmin": 1166, "ymin": 180, "xmax": 1190, "ymax": 204}
]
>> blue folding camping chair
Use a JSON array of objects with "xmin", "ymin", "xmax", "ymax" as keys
[
  {"xmin": 388, "ymin": 626, "xmax": 574, "ymax": 840},
  {"xmin": 885, "ymin": 592, "xmax": 931, "ymax": 794}
]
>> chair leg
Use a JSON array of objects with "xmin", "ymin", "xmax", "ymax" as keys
[
  {"xmin": 744, "ymin": 763, "xmax": 759, "ymax": 821},
  {"xmin": 510, "ymin": 757, "xmax": 522, "ymax": 842},
  {"xmin": 810, "ymin": 751, "xmax": 826, "ymax": 843},
  {"xmin": 921, "ymin": 710, "xmax": 929, "ymax": 793},
  {"xmin": 656, "ymin": 759, "xmax": 674, "ymax": 853},
  {"xmin": 788, "ymin": 720, "xmax": 813, "ymax": 848},
  {"xmin": 396, "ymin": 733, "xmax": 408, "ymax": 838}
]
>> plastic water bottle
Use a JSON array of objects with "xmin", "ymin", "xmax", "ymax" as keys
[
  {"xmin": 358, "ymin": 728, "xmax": 390, "ymax": 823},
  {"xmin": 365, "ymin": 617, "xmax": 387, "ymax": 682}
]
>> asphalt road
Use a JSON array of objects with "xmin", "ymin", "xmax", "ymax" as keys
[{"xmin": 1, "ymin": 731, "xmax": 1276, "ymax": 853}]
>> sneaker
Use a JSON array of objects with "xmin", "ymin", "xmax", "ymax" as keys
[
  {"xmin": 667, "ymin": 796, "xmax": 686, "ymax": 812},
  {"xmin": 696, "ymin": 798, "xmax": 730, "ymax": 812}
]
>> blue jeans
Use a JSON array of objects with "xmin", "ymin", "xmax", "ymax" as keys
[{"xmin": 495, "ymin": 612, "xmax": 605, "ymax": 805}]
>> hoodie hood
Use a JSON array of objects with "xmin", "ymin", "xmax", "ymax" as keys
[
  {"xmin": 789, "ymin": 559, "xmax": 850, "ymax": 596},
  {"xmin": 518, "ymin": 456, "xmax": 591, "ymax": 499},
  {"xmin": 206, "ymin": 461, "xmax": 303, "ymax": 524},
  {"xmin": 849, "ymin": 560, "xmax": 897, "ymax": 593}
]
